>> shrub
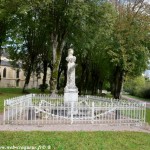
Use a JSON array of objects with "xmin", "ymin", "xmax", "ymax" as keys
[
  {"xmin": 140, "ymin": 86, "xmax": 150, "ymax": 99},
  {"xmin": 124, "ymin": 76, "xmax": 150, "ymax": 99},
  {"xmin": 124, "ymin": 76, "xmax": 145, "ymax": 96},
  {"xmin": 39, "ymin": 84, "xmax": 48, "ymax": 91}
]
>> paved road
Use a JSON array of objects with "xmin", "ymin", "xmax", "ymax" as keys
[{"xmin": 122, "ymin": 95, "xmax": 150, "ymax": 108}]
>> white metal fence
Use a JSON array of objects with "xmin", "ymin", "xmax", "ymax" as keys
[{"xmin": 3, "ymin": 94, "xmax": 146, "ymax": 126}]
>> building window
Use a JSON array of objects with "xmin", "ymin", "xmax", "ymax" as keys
[
  {"xmin": 16, "ymin": 69, "xmax": 19, "ymax": 78},
  {"xmin": 3, "ymin": 68, "xmax": 6, "ymax": 78}
]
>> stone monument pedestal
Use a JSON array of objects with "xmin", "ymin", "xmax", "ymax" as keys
[
  {"xmin": 64, "ymin": 88, "xmax": 78, "ymax": 103},
  {"xmin": 64, "ymin": 87, "xmax": 78, "ymax": 115}
]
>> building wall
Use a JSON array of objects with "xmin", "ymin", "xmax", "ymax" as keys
[{"xmin": 0, "ymin": 65, "xmax": 50, "ymax": 88}]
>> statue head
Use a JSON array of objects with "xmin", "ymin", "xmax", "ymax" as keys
[{"xmin": 68, "ymin": 48, "xmax": 74, "ymax": 55}]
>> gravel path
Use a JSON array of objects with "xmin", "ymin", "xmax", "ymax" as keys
[
  {"xmin": 122, "ymin": 95, "xmax": 150, "ymax": 108},
  {"xmin": 0, "ymin": 111, "xmax": 149, "ymax": 133},
  {"xmin": 0, "ymin": 124, "xmax": 149, "ymax": 133},
  {"xmin": 0, "ymin": 112, "xmax": 150, "ymax": 133}
]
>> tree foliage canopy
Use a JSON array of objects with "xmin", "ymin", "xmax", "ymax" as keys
[{"xmin": 1, "ymin": 0, "xmax": 150, "ymax": 97}]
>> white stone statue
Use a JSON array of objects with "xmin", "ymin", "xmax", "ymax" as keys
[
  {"xmin": 64, "ymin": 48, "xmax": 78, "ymax": 104},
  {"xmin": 65, "ymin": 48, "xmax": 77, "ymax": 90}
]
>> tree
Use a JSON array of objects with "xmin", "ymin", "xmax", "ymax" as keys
[
  {"xmin": 124, "ymin": 76, "xmax": 146, "ymax": 96},
  {"xmin": 10, "ymin": 0, "xmax": 101, "ymax": 94},
  {"xmin": 69, "ymin": 1, "xmax": 116, "ymax": 95},
  {"xmin": 3, "ymin": 0, "xmax": 150, "ymax": 98},
  {"xmin": 108, "ymin": 0, "xmax": 150, "ymax": 98},
  {"xmin": 46, "ymin": 0, "xmax": 94, "ymax": 94},
  {"xmin": 0, "ymin": 0, "xmax": 20, "ymax": 79},
  {"xmin": 7, "ymin": 1, "xmax": 51, "ymax": 92}
]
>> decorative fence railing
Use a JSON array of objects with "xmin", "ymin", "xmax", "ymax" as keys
[{"xmin": 3, "ymin": 94, "xmax": 146, "ymax": 126}]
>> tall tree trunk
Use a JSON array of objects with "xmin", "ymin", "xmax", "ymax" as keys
[
  {"xmin": 0, "ymin": 41, "xmax": 2, "ymax": 81},
  {"xmin": 50, "ymin": 33, "xmax": 66, "ymax": 95},
  {"xmin": 0, "ymin": 39, "xmax": 2, "ymax": 66},
  {"xmin": 57, "ymin": 64, "xmax": 62, "ymax": 90},
  {"xmin": 57, "ymin": 46, "xmax": 68, "ymax": 91},
  {"xmin": 110, "ymin": 81, "xmax": 114, "ymax": 95},
  {"xmin": 41, "ymin": 60, "xmax": 48, "ymax": 92},
  {"xmin": 79, "ymin": 64, "xmax": 86, "ymax": 95},
  {"xmin": 111, "ymin": 66, "xmax": 125, "ymax": 120},
  {"xmin": 91, "ymin": 74, "xmax": 96, "ymax": 95},
  {"xmin": 99, "ymin": 81, "xmax": 103, "ymax": 95},
  {"xmin": 22, "ymin": 65, "xmax": 32, "ymax": 93},
  {"xmin": 112, "ymin": 66, "xmax": 124, "ymax": 99},
  {"xmin": 63, "ymin": 67, "xmax": 67, "ymax": 87},
  {"xmin": 91, "ymin": 70, "xmax": 99, "ymax": 95},
  {"xmin": 50, "ymin": 52, "xmax": 61, "ymax": 94},
  {"xmin": 84, "ymin": 67, "xmax": 89, "ymax": 95},
  {"xmin": 0, "ymin": 22, "xmax": 6, "ymax": 81}
]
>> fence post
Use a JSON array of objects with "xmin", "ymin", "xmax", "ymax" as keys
[
  {"xmin": 3, "ymin": 101, "xmax": 6, "ymax": 125},
  {"xmin": 143, "ymin": 102, "xmax": 146, "ymax": 124},
  {"xmin": 71, "ymin": 102, "xmax": 73, "ymax": 124},
  {"xmin": 91, "ymin": 102, "xmax": 94, "ymax": 124}
]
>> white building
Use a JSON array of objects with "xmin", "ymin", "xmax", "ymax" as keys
[{"xmin": 0, "ymin": 53, "xmax": 50, "ymax": 88}]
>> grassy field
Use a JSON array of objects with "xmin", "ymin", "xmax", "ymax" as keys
[
  {"xmin": 0, "ymin": 131, "xmax": 150, "ymax": 150},
  {"xmin": 0, "ymin": 88, "xmax": 48, "ymax": 113},
  {"xmin": 0, "ymin": 87, "xmax": 46, "ymax": 94},
  {"xmin": 146, "ymin": 109, "xmax": 150, "ymax": 124},
  {"xmin": 0, "ymin": 88, "xmax": 22, "ymax": 113}
]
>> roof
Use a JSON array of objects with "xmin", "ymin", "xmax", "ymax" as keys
[{"xmin": 1, "ymin": 60, "xmax": 11, "ymax": 67}]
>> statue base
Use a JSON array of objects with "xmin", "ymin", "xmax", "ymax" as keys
[
  {"xmin": 64, "ymin": 87, "xmax": 78, "ymax": 103},
  {"xmin": 64, "ymin": 87, "xmax": 78, "ymax": 115}
]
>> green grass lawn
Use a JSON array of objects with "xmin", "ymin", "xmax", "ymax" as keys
[
  {"xmin": 0, "ymin": 93, "xmax": 22, "ymax": 113},
  {"xmin": 0, "ymin": 88, "xmax": 23, "ymax": 113},
  {"xmin": 146, "ymin": 109, "xmax": 150, "ymax": 124},
  {"xmin": 0, "ymin": 87, "xmax": 48, "ymax": 94},
  {"xmin": 0, "ymin": 131, "xmax": 150, "ymax": 150},
  {"xmin": 0, "ymin": 88, "xmax": 49, "ymax": 113}
]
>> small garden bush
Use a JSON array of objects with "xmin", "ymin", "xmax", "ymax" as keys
[
  {"xmin": 140, "ymin": 86, "xmax": 150, "ymax": 99},
  {"xmin": 39, "ymin": 84, "xmax": 48, "ymax": 91}
]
